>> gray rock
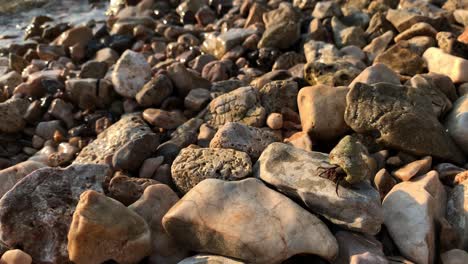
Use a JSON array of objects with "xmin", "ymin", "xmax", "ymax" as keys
[
  {"xmin": 184, "ymin": 88, "xmax": 211, "ymax": 111},
  {"xmin": 441, "ymin": 249, "xmax": 468, "ymax": 264},
  {"xmin": 345, "ymin": 82, "xmax": 465, "ymax": 164},
  {"xmin": 335, "ymin": 231, "xmax": 388, "ymax": 264},
  {"xmin": 364, "ymin": 31, "xmax": 394, "ymax": 62},
  {"xmin": 136, "ymin": 74, "xmax": 174, "ymax": 107},
  {"xmin": 167, "ymin": 62, "xmax": 211, "ymax": 97},
  {"xmin": 445, "ymin": 95, "xmax": 468, "ymax": 154},
  {"xmin": 210, "ymin": 122, "xmax": 281, "ymax": 159},
  {"xmin": 0, "ymin": 160, "xmax": 46, "ymax": 199},
  {"xmin": 312, "ymin": 0, "xmax": 342, "ymax": 19},
  {"xmin": 406, "ymin": 74, "xmax": 452, "ymax": 117},
  {"xmin": 142, "ymin": 109, "xmax": 187, "ymax": 130},
  {"xmin": 79, "ymin": 60, "xmax": 108, "ymax": 79},
  {"xmin": 204, "ymin": 86, "xmax": 266, "ymax": 128},
  {"xmin": 332, "ymin": 17, "xmax": 367, "ymax": 48},
  {"xmin": 171, "ymin": 147, "xmax": 252, "ymax": 194},
  {"xmin": 446, "ymin": 179, "xmax": 468, "ymax": 249},
  {"xmin": 304, "ymin": 59, "xmax": 361, "ymax": 86},
  {"xmin": 111, "ymin": 50, "xmax": 151, "ymax": 98},
  {"xmin": 162, "ymin": 178, "xmax": 338, "ymax": 263},
  {"xmin": 0, "ymin": 98, "xmax": 29, "ymax": 133},
  {"xmin": 0, "ymin": 71, "xmax": 22, "ymax": 94},
  {"xmin": 255, "ymin": 143, "xmax": 384, "ymax": 235},
  {"xmin": 35, "ymin": 120, "xmax": 66, "ymax": 140},
  {"xmin": 0, "ymin": 164, "xmax": 110, "ymax": 264}
]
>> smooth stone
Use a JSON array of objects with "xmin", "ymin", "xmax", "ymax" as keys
[
  {"xmin": 332, "ymin": 17, "xmax": 366, "ymax": 48},
  {"xmin": 0, "ymin": 98, "xmax": 29, "ymax": 133},
  {"xmin": 335, "ymin": 231, "xmax": 387, "ymax": 264},
  {"xmin": 184, "ymin": 88, "xmax": 211, "ymax": 111},
  {"xmin": 178, "ymin": 254, "xmax": 246, "ymax": 264},
  {"xmin": 108, "ymin": 174, "xmax": 159, "ymax": 206},
  {"xmin": 383, "ymin": 171, "xmax": 446, "ymax": 264},
  {"xmin": 35, "ymin": 120, "xmax": 66, "ymax": 141},
  {"xmin": 68, "ymin": 190, "xmax": 151, "ymax": 264},
  {"xmin": 454, "ymin": 9, "xmax": 468, "ymax": 26},
  {"xmin": 162, "ymin": 178, "xmax": 338, "ymax": 263},
  {"xmin": 48, "ymin": 98, "xmax": 74, "ymax": 128},
  {"xmin": 0, "ymin": 249, "xmax": 32, "ymax": 264},
  {"xmin": 129, "ymin": 184, "xmax": 190, "ymax": 264},
  {"xmin": 445, "ymin": 95, "xmax": 468, "ymax": 154},
  {"xmin": 210, "ymin": 122, "xmax": 281, "ymax": 159},
  {"xmin": 266, "ymin": 113, "xmax": 283, "ymax": 130},
  {"xmin": 303, "ymin": 40, "xmax": 340, "ymax": 63},
  {"xmin": 74, "ymin": 113, "xmax": 155, "ymax": 166},
  {"xmin": 312, "ymin": 0, "xmax": 341, "ymax": 19},
  {"xmin": 345, "ymin": 82, "xmax": 465, "ymax": 164},
  {"xmin": 135, "ymin": 75, "xmax": 174, "ymax": 106},
  {"xmin": 171, "ymin": 147, "xmax": 252, "ymax": 194},
  {"xmin": 298, "ymin": 85, "xmax": 350, "ymax": 140},
  {"xmin": 0, "ymin": 161, "xmax": 46, "ymax": 199},
  {"xmin": 349, "ymin": 64, "xmax": 400, "ymax": 89},
  {"xmin": 258, "ymin": 80, "xmax": 298, "ymax": 114},
  {"xmin": 167, "ymin": 62, "xmax": 211, "ymax": 97},
  {"xmin": 255, "ymin": 143, "xmax": 384, "ymax": 235},
  {"xmin": 94, "ymin": 47, "xmax": 119, "ymax": 66},
  {"xmin": 393, "ymin": 156, "xmax": 432, "ymax": 181},
  {"xmin": 139, "ymin": 156, "xmax": 164, "ymax": 178},
  {"xmin": 197, "ymin": 123, "xmax": 216, "ymax": 148},
  {"xmin": 374, "ymin": 169, "xmax": 396, "ymax": 199},
  {"xmin": 386, "ymin": 9, "xmax": 432, "ymax": 32},
  {"xmin": 446, "ymin": 180, "xmax": 468, "ymax": 249},
  {"xmin": 0, "ymin": 164, "xmax": 110, "ymax": 264},
  {"xmin": 423, "ymin": 47, "xmax": 468, "ymax": 83},
  {"xmin": 203, "ymin": 86, "xmax": 266, "ymax": 128},
  {"xmin": 111, "ymin": 50, "xmax": 151, "ymax": 98},
  {"xmin": 441, "ymin": 249, "xmax": 468, "ymax": 264},
  {"xmin": 143, "ymin": 109, "xmax": 187, "ymax": 130},
  {"xmin": 53, "ymin": 26, "xmax": 93, "ymax": 48}
]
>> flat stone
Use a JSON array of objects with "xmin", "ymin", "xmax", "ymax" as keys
[
  {"xmin": 0, "ymin": 98, "xmax": 29, "ymax": 133},
  {"xmin": 335, "ymin": 231, "xmax": 387, "ymax": 264},
  {"xmin": 129, "ymin": 184, "xmax": 190, "ymax": 264},
  {"xmin": 184, "ymin": 88, "xmax": 211, "ymax": 111},
  {"xmin": 393, "ymin": 156, "xmax": 432, "ymax": 181},
  {"xmin": 210, "ymin": 122, "xmax": 280, "ymax": 159},
  {"xmin": 79, "ymin": 60, "xmax": 108, "ymax": 79},
  {"xmin": 0, "ymin": 164, "xmax": 110, "ymax": 264},
  {"xmin": 312, "ymin": 0, "xmax": 341, "ymax": 19},
  {"xmin": 74, "ymin": 113, "xmax": 155, "ymax": 166},
  {"xmin": 383, "ymin": 171, "xmax": 446, "ymax": 264},
  {"xmin": 349, "ymin": 63, "xmax": 400, "ymax": 89},
  {"xmin": 68, "ymin": 190, "xmax": 151, "ymax": 264},
  {"xmin": 423, "ymin": 47, "xmax": 468, "ymax": 83},
  {"xmin": 345, "ymin": 82, "xmax": 465, "ymax": 164},
  {"xmin": 255, "ymin": 143, "xmax": 384, "ymax": 235},
  {"xmin": 0, "ymin": 71, "xmax": 22, "ymax": 94},
  {"xmin": 446, "ymin": 180, "xmax": 468, "ymax": 249},
  {"xmin": 203, "ymin": 86, "xmax": 266, "ymax": 128},
  {"xmin": 171, "ymin": 147, "xmax": 252, "ymax": 194},
  {"xmin": 111, "ymin": 50, "xmax": 151, "ymax": 98},
  {"xmin": 35, "ymin": 120, "xmax": 66, "ymax": 140},
  {"xmin": 0, "ymin": 161, "xmax": 46, "ymax": 199},
  {"xmin": 298, "ymin": 85, "xmax": 350, "ymax": 140},
  {"xmin": 258, "ymin": 80, "xmax": 298, "ymax": 114},
  {"xmin": 162, "ymin": 178, "xmax": 338, "ymax": 263},
  {"xmin": 386, "ymin": 9, "xmax": 432, "ymax": 32}
]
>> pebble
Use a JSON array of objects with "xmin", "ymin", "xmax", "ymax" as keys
[
  {"xmin": 111, "ymin": 49, "xmax": 151, "ymax": 98},
  {"xmin": 393, "ymin": 156, "xmax": 432, "ymax": 181},
  {"xmin": 139, "ymin": 156, "xmax": 164, "ymax": 179},
  {"xmin": 0, "ymin": 249, "xmax": 32, "ymax": 264},
  {"xmin": 266, "ymin": 113, "xmax": 283, "ymax": 130}
]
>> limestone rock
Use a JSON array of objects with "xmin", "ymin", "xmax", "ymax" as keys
[
  {"xmin": 383, "ymin": 171, "xmax": 446, "ymax": 264},
  {"xmin": 210, "ymin": 122, "xmax": 281, "ymax": 159},
  {"xmin": 202, "ymin": 28, "xmax": 256, "ymax": 59},
  {"xmin": 162, "ymin": 178, "xmax": 338, "ymax": 263},
  {"xmin": 111, "ymin": 50, "xmax": 151, "ymax": 98},
  {"xmin": 68, "ymin": 190, "xmax": 151, "ymax": 264},
  {"xmin": 171, "ymin": 147, "xmax": 252, "ymax": 193},
  {"xmin": 345, "ymin": 82, "xmax": 465, "ymax": 164},
  {"xmin": 255, "ymin": 143, "xmax": 384, "ymax": 235},
  {"xmin": 203, "ymin": 86, "xmax": 266, "ymax": 128},
  {"xmin": 304, "ymin": 59, "xmax": 361, "ymax": 86},
  {"xmin": 0, "ymin": 164, "xmax": 110, "ymax": 264},
  {"xmin": 129, "ymin": 184, "xmax": 190, "ymax": 264}
]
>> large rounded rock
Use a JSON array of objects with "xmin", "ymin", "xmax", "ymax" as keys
[
  {"xmin": 162, "ymin": 178, "xmax": 338, "ymax": 264},
  {"xmin": 255, "ymin": 143, "xmax": 383, "ymax": 235},
  {"xmin": 111, "ymin": 50, "xmax": 151, "ymax": 98},
  {"xmin": 345, "ymin": 82, "xmax": 465, "ymax": 164},
  {"xmin": 68, "ymin": 190, "xmax": 151, "ymax": 264},
  {"xmin": 171, "ymin": 147, "xmax": 252, "ymax": 194},
  {"xmin": 445, "ymin": 95, "xmax": 468, "ymax": 154},
  {"xmin": 0, "ymin": 164, "xmax": 111, "ymax": 264},
  {"xmin": 298, "ymin": 85, "xmax": 350, "ymax": 140}
]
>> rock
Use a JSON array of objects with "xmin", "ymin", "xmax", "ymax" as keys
[
  {"xmin": 129, "ymin": 184, "xmax": 190, "ymax": 264},
  {"xmin": 48, "ymin": 98, "xmax": 74, "ymax": 128},
  {"xmin": 423, "ymin": 47, "xmax": 468, "ymax": 83},
  {"xmin": 0, "ymin": 72, "xmax": 22, "ymax": 94},
  {"xmin": 210, "ymin": 122, "xmax": 280, "ymax": 159},
  {"xmin": 332, "ymin": 17, "xmax": 367, "ymax": 48},
  {"xmin": 202, "ymin": 28, "xmax": 257, "ymax": 59},
  {"xmin": 35, "ymin": 120, "xmax": 66, "ymax": 140},
  {"xmin": 392, "ymin": 156, "xmax": 432, "ymax": 181},
  {"xmin": 135, "ymin": 74, "xmax": 173, "ymax": 107},
  {"xmin": 65, "ymin": 78, "xmax": 113, "ymax": 110},
  {"xmin": 266, "ymin": 113, "xmax": 283, "ymax": 130},
  {"xmin": 374, "ymin": 168, "xmax": 396, "ymax": 199},
  {"xmin": 445, "ymin": 95, "xmax": 468, "ymax": 154},
  {"xmin": 272, "ymin": 51, "xmax": 306, "ymax": 70},
  {"xmin": 374, "ymin": 41, "xmax": 425, "ymax": 76},
  {"xmin": 184, "ymin": 88, "xmax": 211, "ymax": 111},
  {"xmin": 8, "ymin": 54, "xmax": 28, "ymax": 73},
  {"xmin": 303, "ymin": 40, "xmax": 340, "ymax": 63},
  {"xmin": 394, "ymin": 22, "xmax": 437, "ymax": 43},
  {"xmin": 446, "ymin": 180, "xmax": 468, "ymax": 249},
  {"xmin": 284, "ymin": 131, "xmax": 313, "ymax": 152},
  {"xmin": 179, "ymin": 254, "xmax": 246, "ymax": 264},
  {"xmin": 329, "ymin": 135, "xmax": 373, "ymax": 184},
  {"xmin": 298, "ymin": 85, "xmax": 349, "ymax": 140},
  {"xmin": 202, "ymin": 60, "xmax": 235, "ymax": 82},
  {"xmin": 383, "ymin": 171, "xmax": 446, "ymax": 264},
  {"xmin": 0, "ymin": 249, "xmax": 32, "ymax": 264},
  {"xmin": 454, "ymin": 9, "xmax": 468, "ymax": 26},
  {"xmin": 162, "ymin": 178, "xmax": 338, "ymax": 263},
  {"xmin": 255, "ymin": 143, "xmax": 384, "ymax": 234},
  {"xmin": 258, "ymin": 21, "xmax": 300, "ymax": 50},
  {"xmin": 363, "ymin": 30, "xmax": 394, "ymax": 62},
  {"xmin": 386, "ymin": 9, "xmax": 432, "ymax": 32},
  {"xmin": 143, "ymin": 109, "xmax": 187, "ymax": 130},
  {"xmin": 79, "ymin": 60, "xmax": 108, "ymax": 79},
  {"xmin": 345, "ymin": 82, "xmax": 465, "ymax": 164},
  {"xmin": 441, "ymin": 249, "xmax": 468, "ymax": 264},
  {"xmin": 0, "ymin": 164, "xmax": 110, "ymax": 264},
  {"xmin": 436, "ymin": 32, "xmax": 468, "ymax": 59},
  {"xmin": 459, "ymin": 27, "xmax": 468, "ymax": 44},
  {"xmin": 312, "ymin": 0, "xmax": 341, "ymax": 19},
  {"xmin": 67, "ymin": 190, "xmax": 151, "ymax": 264},
  {"xmin": 304, "ymin": 59, "xmax": 361, "ymax": 86},
  {"xmin": 335, "ymin": 231, "xmax": 387, "ymax": 264},
  {"xmin": 111, "ymin": 50, "xmax": 151, "ymax": 98},
  {"xmin": 258, "ymin": 80, "xmax": 298, "ymax": 114},
  {"xmin": 349, "ymin": 64, "xmax": 400, "ymax": 89},
  {"xmin": 167, "ymin": 62, "xmax": 211, "ymax": 97},
  {"xmin": 0, "ymin": 161, "xmax": 46, "ymax": 199},
  {"xmin": 53, "ymin": 26, "xmax": 93, "ymax": 48},
  {"xmin": 203, "ymin": 86, "xmax": 266, "ymax": 128},
  {"xmin": 0, "ymin": 98, "xmax": 29, "ymax": 133},
  {"xmin": 171, "ymin": 147, "xmax": 252, "ymax": 193},
  {"xmin": 94, "ymin": 47, "xmax": 119, "ymax": 66},
  {"xmin": 139, "ymin": 156, "xmax": 164, "ymax": 178},
  {"xmin": 74, "ymin": 113, "xmax": 155, "ymax": 166},
  {"xmin": 108, "ymin": 174, "xmax": 159, "ymax": 205},
  {"xmin": 190, "ymin": 54, "xmax": 216, "ymax": 73}
]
